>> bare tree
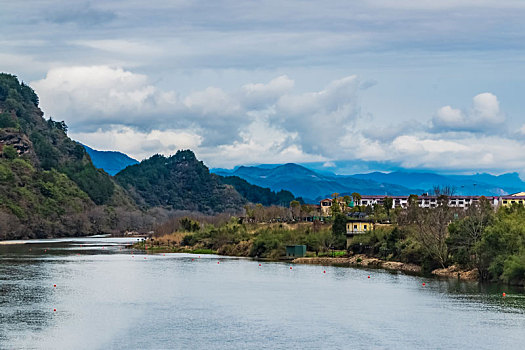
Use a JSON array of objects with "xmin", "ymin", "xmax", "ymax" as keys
[
  {"xmin": 414, "ymin": 195, "xmax": 454, "ymax": 268},
  {"xmin": 433, "ymin": 185, "xmax": 456, "ymax": 197}
]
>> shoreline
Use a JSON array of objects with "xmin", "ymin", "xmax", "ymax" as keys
[
  {"xmin": 133, "ymin": 240, "xmax": 479, "ymax": 282},
  {"xmin": 292, "ymin": 255, "xmax": 479, "ymax": 281}
]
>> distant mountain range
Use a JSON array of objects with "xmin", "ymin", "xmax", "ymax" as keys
[
  {"xmin": 213, "ymin": 164, "xmax": 420, "ymax": 202},
  {"xmin": 83, "ymin": 145, "xmax": 139, "ymax": 175},
  {"xmin": 213, "ymin": 164, "xmax": 525, "ymax": 202},
  {"xmin": 80, "ymin": 144, "xmax": 525, "ymax": 204}
]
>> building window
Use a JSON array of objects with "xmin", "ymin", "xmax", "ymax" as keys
[
  {"xmin": 354, "ymin": 225, "xmax": 357, "ymax": 230},
  {"xmin": 364, "ymin": 225, "xmax": 367, "ymax": 230}
]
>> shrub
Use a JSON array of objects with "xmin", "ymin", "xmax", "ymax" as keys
[{"xmin": 3, "ymin": 145, "xmax": 18, "ymax": 159}]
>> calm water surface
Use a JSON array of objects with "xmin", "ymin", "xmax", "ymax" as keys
[{"xmin": 1, "ymin": 237, "xmax": 524, "ymax": 349}]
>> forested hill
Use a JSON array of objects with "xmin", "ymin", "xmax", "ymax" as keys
[
  {"xmin": 0, "ymin": 73, "xmax": 134, "ymax": 239},
  {"xmin": 115, "ymin": 150, "xmax": 247, "ymax": 214}
]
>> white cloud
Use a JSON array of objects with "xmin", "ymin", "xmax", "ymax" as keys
[
  {"xmin": 71, "ymin": 127, "xmax": 203, "ymax": 161},
  {"xmin": 30, "ymin": 66, "xmax": 525, "ymax": 176},
  {"xmin": 32, "ymin": 67, "xmax": 363, "ymax": 157},
  {"xmin": 471, "ymin": 92, "xmax": 502, "ymax": 122},
  {"xmin": 31, "ymin": 66, "xmax": 159, "ymax": 124},
  {"xmin": 431, "ymin": 92, "xmax": 504, "ymax": 132},
  {"xmin": 272, "ymin": 75, "xmax": 361, "ymax": 156},
  {"xmin": 241, "ymin": 75, "xmax": 295, "ymax": 108},
  {"xmin": 31, "ymin": 66, "xmax": 248, "ymax": 145}
]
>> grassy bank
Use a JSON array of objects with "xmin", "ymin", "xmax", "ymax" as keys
[{"xmin": 135, "ymin": 218, "xmax": 345, "ymax": 260}]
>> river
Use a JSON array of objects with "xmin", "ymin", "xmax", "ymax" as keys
[{"xmin": 1, "ymin": 237, "xmax": 524, "ymax": 349}]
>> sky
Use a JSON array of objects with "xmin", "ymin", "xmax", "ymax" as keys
[{"xmin": 2, "ymin": 0, "xmax": 525, "ymax": 176}]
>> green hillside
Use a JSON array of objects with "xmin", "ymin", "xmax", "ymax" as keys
[
  {"xmin": 0, "ymin": 73, "xmax": 133, "ymax": 239},
  {"xmin": 0, "ymin": 73, "xmax": 298, "ymax": 239}
]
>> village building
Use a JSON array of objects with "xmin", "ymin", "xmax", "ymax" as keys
[
  {"xmin": 347, "ymin": 195, "xmax": 503, "ymax": 210},
  {"xmin": 499, "ymin": 195, "xmax": 525, "ymax": 207},
  {"xmin": 345, "ymin": 220, "xmax": 374, "ymax": 248}
]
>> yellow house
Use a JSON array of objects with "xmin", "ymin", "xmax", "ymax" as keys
[
  {"xmin": 500, "ymin": 196, "xmax": 525, "ymax": 207},
  {"xmin": 345, "ymin": 220, "xmax": 374, "ymax": 248},
  {"xmin": 346, "ymin": 221, "xmax": 373, "ymax": 234}
]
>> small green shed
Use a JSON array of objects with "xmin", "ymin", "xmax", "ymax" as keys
[{"xmin": 286, "ymin": 245, "xmax": 306, "ymax": 258}]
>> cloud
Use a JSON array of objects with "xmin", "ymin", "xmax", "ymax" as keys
[
  {"xmin": 30, "ymin": 65, "xmax": 525, "ymax": 176},
  {"xmin": 32, "ymin": 66, "xmax": 160, "ymax": 127},
  {"xmin": 31, "ymin": 66, "xmax": 249, "ymax": 145},
  {"xmin": 46, "ymin": 2, "xmax": 116, "ymax": 26},
  {"xmin": 32, "ymin": 67, "xmax": 363, "ymax": 154},
  {"xmin": 32, "ymin": 66, "xmax": 360, "ymax": 165},
  {"xmin": 431, "ymin": 92, "xmax": 504, "ymax": 132},
  {"xmin": 241, "ymin": 75, "xmax": 294, "ymax": 108},
  {"xmin": 71, "ymin": 127, "xmax": 203, "ymax": 161},
  {"xmin": 272, "ymin": 75, "xmax": 361, "ymax": 156},
  {"xmin": 323, "ymin": 161, "xmax": 336, "ymax": 168}
]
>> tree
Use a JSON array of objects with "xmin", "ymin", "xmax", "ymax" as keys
[
  {"xmin": 413, "ymin": 195, "xmax": 453, "ymax": 268},
  {"xmin": 400, "ymin": 194, "xmax": 419, "ymax": 224},
  {"xmin": 330, "ymin": 193, "xmax": 341, "ymax": 216},
  {"xmin": 383, "ymin": 196, "xmax": 393, "ymax": 219},
  {"xmin": 475, "ymin": 204, "xmax": 525, "ymax": 283},
  {"xmin": 290, "ymin": 200, "xmax": 301, "ymax": 220},
  {"xmin": 254, "ymin": 203, "xmax": 265, "ymax": 222},
  {"xmin": 332, "ymin": 213, "xmax": 347, "ymax": 236},
  {"xmin": 301, "ymin": 204, "xmax": 314, "ymax": 219},
  {"xmin": 343, "ymin": 195, "xmax": 352, "ymax": 211},
  {"xmin": 179, "ymin": 217, "xmax": 200, "ymax": 232},
  {"xmin": 433, "ymin": 185, "xmax": 455, "ymax": 197},
  {"xmin": 447, "ymin": 197, "xmax": 493, "ymax": 273},
  {"xmin": 351, "ymin": 192, "xmax": 362, "ymax": 209}
]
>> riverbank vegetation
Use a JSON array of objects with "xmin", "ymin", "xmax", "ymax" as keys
[
  {"xmin": 139, "ymin": 214, "xmax": 346, "ymax": 259},
  {"xmin": 146, "ymin": 195, "xmax": 525, "ymax": 285}
]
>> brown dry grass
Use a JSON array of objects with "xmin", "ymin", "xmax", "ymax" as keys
[{"xmin": 152, "ymin": 232, "xmax": 187, "ymax": 246}]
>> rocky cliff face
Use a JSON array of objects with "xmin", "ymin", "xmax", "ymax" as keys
[{"xmin": 0, "ymin": 130, "xmax": 33, "ymax": 156}]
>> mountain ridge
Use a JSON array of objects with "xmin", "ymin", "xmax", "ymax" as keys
[
  {"xmin": 83, "ymin": 145, "xmax": 139, "ymax": 175},
  {"xmin": 213, "ymin": 164, "xmax": 524, "ymax": 201}
]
